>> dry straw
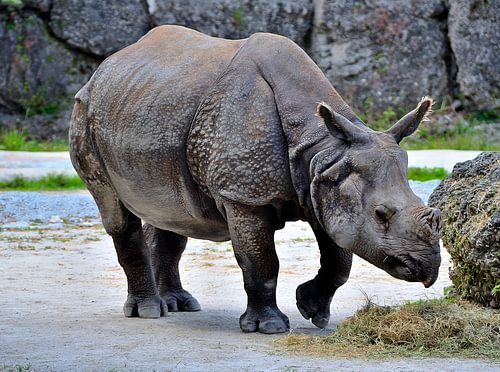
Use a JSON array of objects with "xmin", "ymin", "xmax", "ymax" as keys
[{"xmin": 278, "ymin": 298, "xmax": 500, "ymax": 360}]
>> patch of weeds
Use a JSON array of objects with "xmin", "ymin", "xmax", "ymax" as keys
[
  {"xmin": 0, "ymin": 0, "xmax": 24, "ymax": 7},
  {"xmin": 368, "ymin": 108, "xmax": 397, "ymax": 131},
  {"xmin": 0, "ymin": 129, "xmax": 27, "ymax": 150},
  {"xmin": 401, "ymin": 131, "xmax": 500, "ymax": 151},
  {"xmin": 277, "ymin": 298, "xmax": 500, "ymax": 360},
  {"xmin": 0, "ymin": 235, "xmax": 42, "ymax": 244},
  {"xmin": 362, "ymin": 106, "xmax": 499, "ymax": 151},
  {"xmin": 492, "ymin": 282, "xmax": 500, "ymax": 296},
  {"xmin": 407, "ymin": 167, "xmax": 448, "ymax": 181},
  {"xmin": 0, "ymin": 129, "xmax": 68, "ymax": 151},
  {"xmin": 20, "ymin": 91, "xmax": 60, "ymax": 118},
  {"xmin": 290, "ymin": 237, "xmax": 315, "ymax": 243},
  {"xmin": 0, "ymin": 173, "xmax": 84, "ymax": 190},
  {"xmin": 16, "ymin": 244, "xmax": 36, "ymax": 251},
  {"xmin": 83, "ymin": 236, "xmax": 101, "ymax": 242},
  {"xmin": 465, "ymin": 109, "xmax": 499, "ymax": 124}
]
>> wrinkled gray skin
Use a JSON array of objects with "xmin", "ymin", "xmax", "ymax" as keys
[{"xmin": 70, "ymin": 26, "xmax": 441, "ymax": 334}]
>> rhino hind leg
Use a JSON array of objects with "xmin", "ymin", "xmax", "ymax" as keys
[
  {"xmin": 225, "ymin": 202, "xmax": 289, "ymax": 334},
  {"xmin": 143, "ymin": 224, "xmax": 201, "ymax": 312},
  {"xmin": 296, "ymin": 227, "xmax": 352, "ymax": 328},
  {"xmin": 71, "ymin": 146, "xmax": 165, "ymax": 318},
  {"xmin": 110, "ymin": 213, "xmax": 167, "ymax": 318}
]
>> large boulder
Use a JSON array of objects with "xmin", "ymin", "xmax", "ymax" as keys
[
  {"xmin": 148, "ymin": 0, "xmax": 313, "ymax": 47},
  {"xmin": 312, "ymin": 0, "xmax": 449, "ymax": 113},
  {"xmin": 448, "ymin": 0, "xmax": 500, "ymax": 110},
  {"xmin": 0, "ymin": 11, "xmax": 96, "ymax": 118},
  {"xmin": 428, "ymin": 152, "xmax": 500, "ymax": 308},
  {"xmin": 49, "ymin": 0, "xmax": 150, "ymax": 56}
]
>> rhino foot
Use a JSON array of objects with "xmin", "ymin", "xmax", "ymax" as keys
[
  {"xmin": 123, "ymin": 294, "xmax": 168, "ymax": 318},
  {"xmin": 239, "ymin": 306, "xmax": 289, "ymax": 334},
  {"xmin": 296, "ymin": 280, "xmax": 331, "ymax": 329},
  {"xmin": 161, "ymin": 289, "xmax": 201, "ymax": 312}
]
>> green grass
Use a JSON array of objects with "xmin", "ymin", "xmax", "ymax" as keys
[
  {"xmin": 401, "ymin": 133, "xmax": 500, "ymax": 151},
  {"xmin": 0, "ymin": 167, "xmax": 445, "ymax": 191},
  {"xmin": 0, "ymin": 173, "xmax": 84, "ymax": 190},
  {"xmin": 407, "ymin": 167, "xmax": 448, "ymax": 181},
  {"xmin": 0, "ymin": 0, "xmax": 24, "ymax": 7},
  {"xmin": 364, "ymin": 108, "xmax": 500, "ymax": 151},
  {"xmin": 278, "ymin": 298, "xmax": 500, "ymax": 360},
  {"xmin": 0, "ymin": 130, "xmax": 68, "ymax": 151}
]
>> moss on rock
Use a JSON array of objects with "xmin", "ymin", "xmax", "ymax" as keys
[{"xmin": 429, "ymin": 152, "xmax": 500, "ymax": 308}]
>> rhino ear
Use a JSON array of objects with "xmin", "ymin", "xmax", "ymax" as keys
[
  {"xmin": 316, "ymin": 102, "xmax": 368, "ymax": 143},
  {"xmin": 386, "ymin": 97, "xmax": 433, "ymax": 144}
]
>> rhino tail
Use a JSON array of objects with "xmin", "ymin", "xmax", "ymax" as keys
[{"xmin": 74, "ymin": 82, "xmax": 91, "ymax": 106}]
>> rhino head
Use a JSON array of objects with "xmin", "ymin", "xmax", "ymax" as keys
[{"xmin": 311, "ymin": 98, "xmax": 441, "ymax": 287}]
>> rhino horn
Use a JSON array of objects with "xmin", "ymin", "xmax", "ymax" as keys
[
  {"xmin": 386, "ymin": 97, "xmax": 433, "ymax": 144},
  {"xmin": 316, "ymin": 102, "xmax": 369, "ymax": 143}
]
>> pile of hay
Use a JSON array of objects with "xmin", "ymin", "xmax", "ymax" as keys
[{"xmin": 279, "ymin": 299, "xmax": 500, "ymax": 360}]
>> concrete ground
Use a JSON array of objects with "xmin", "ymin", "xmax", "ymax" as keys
[
  {"xmin": 0, "ymin": 149, "xmax": 485, "ymax": 180},
  {"xmin": 1, "ymin": 149, "xmax": 498, "ymax": 371},
  {"xmin": 2, "ymin": 220, "xmax": 499, "ymax": 371}
]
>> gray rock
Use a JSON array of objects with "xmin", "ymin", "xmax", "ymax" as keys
[
  {"xmin": 49, "ymin": 0, "xmax": 150, "ymax": 56},
  {"xmin": 148, "ymin": 0, "xmax": 313, "ymax": 47},
  {"xmin": 448, "ymin": 0, "xmax": 500, "ymax": 110},
  {"xmin": 312, "ymin": 0, "xmax": 449, "ymax": 113},
  {"xmin": 0, "ymin": 11, "xmax": 96, "ymax": 119},
  {"xmin": 25, "ymin": 0, "xmax": 52, "ymax": 12},
  {"xmin": 428, "ymin": 152, "xmax": 500, "ymax": 308}
]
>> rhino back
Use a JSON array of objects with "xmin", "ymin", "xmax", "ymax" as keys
[{"xmin": 81, "ymin": 26, "xmax": 242, "ymax": 239}]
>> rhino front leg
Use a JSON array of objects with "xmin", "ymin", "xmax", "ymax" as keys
[
  {"xmin": 296, "ymin": 226, "xmax": 352, "ymax": 328},
  {"xmin": 143, "ymin": 224, "xmax": 201, "ymax": 312},
  {"xmin": 225, "ymin": 202, "xmax": 289, "ymax": 334}
]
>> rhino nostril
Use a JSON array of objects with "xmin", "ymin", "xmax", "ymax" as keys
[
  {"xmin": 428, "ymin": 208, "xmax": 441, "ymax": 233},
  {"xmin": 412, "ymin": 206, "xmax": 442, "ymax": 235}
]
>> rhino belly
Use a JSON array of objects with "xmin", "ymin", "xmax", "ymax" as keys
[{"xmin": 104, "ymin": 160, "xmax": 230, "ymax": 242}]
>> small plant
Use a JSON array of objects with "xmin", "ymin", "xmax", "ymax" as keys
[
  {"xmin": 232, "ymin": 7, "xmax": 244, "ymax": 29},
  {"xmin": 0, "ymin": 129, "xmax": 27, "ymax": 150},
  {"xmin": 492, "ymin": 283, "xmax": 500, "ymax": 296}
]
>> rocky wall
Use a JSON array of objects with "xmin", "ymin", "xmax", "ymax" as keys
[{"xmin": 0, "ymin": 0, "xmax": 498, "ymax": 138}]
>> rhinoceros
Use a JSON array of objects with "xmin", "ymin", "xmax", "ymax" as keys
[{"xmin": 70, "ymin": 25, "xmax": 441, "ymax": 334}]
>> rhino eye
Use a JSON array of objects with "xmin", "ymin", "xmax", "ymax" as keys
[{"xmin": 375, "ymin": 205, "xmax": 393, "ymax": 230}]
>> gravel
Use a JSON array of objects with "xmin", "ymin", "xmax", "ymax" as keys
[{"xmin": 0, "ymin": 181, "xmax": 440, "ymax": 227}]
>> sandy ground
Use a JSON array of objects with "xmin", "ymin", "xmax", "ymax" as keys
[{"xmin": 1, "ymin": 220, "xmax": 499, "ymax": 371}]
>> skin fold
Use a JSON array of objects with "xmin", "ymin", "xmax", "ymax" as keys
[{"xmin": 70, "ymin": 25, "xmax": 441, "ymax": 334}]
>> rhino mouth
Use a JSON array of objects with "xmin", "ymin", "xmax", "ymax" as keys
[{"xmin": 382, "ymin": 254, "xmax": 439, "ymax": 288}]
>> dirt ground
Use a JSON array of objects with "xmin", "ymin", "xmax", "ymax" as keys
[{"xmin": 1, "ymin": 218, "xmax": 499, "ymax": 371}]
